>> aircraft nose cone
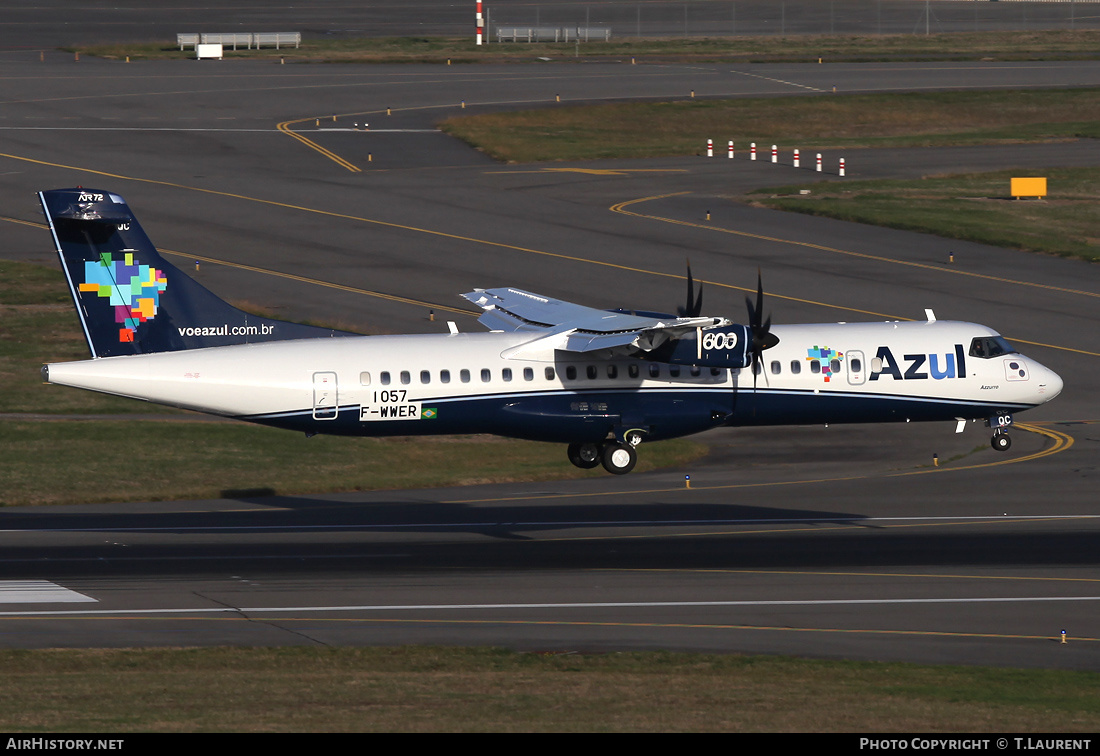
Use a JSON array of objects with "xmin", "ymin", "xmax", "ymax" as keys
[
  {"xmin": 1038, "ymin": 363, "xmax": 1063, "ymax": 402},
  {"xmin": 1047, "ymin": 369, "xmax": 1064, "ymax": 399}
]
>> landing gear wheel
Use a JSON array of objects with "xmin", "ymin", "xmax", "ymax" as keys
[
  {"xmin": 567, "ymin": 442, "xmax": 601, "ymax": 469},
  {"xmin": 991, "ymin": 433, "xmax": 1012, "ymax": 452},
  {"xmin": 601, "ymin": 441, "xmax": 637, "ymax": 475}
]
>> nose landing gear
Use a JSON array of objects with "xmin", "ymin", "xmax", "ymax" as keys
[
  {"xmin": 567, "ymin": 432, "xmax": 643, "ymax": 475},
  {"xmin": 987, "ymin": 413, "xmax": 1013, "ymax": 452}
]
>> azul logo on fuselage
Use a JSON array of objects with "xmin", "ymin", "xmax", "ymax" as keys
[{"xmin": 870, "ymin": 345, "xmax": 967, "ymax": 381}]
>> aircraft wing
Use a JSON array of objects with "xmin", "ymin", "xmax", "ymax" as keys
[{"xmin": 462, "ymin": 287, "xmax": 726, "ymax": 355}]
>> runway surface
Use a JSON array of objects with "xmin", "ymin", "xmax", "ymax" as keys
[{"xmin": 0, "ymin": 30, "xmax": 1097, "ymax": 668}]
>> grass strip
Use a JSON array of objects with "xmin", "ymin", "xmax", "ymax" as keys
[
  {"xmin": 0, "ymin": 647, "xmax": 1097, "ymax": 731},
  {"xmin": 744, "ymin": 166, "xmax": 1100, "ymax": 262},
  {"xmin": 69, "ymin": 30, "xmax": 1100, "ymax": 64},
  {"xmin": 440, "ymin": 87, "xmax": 1100, "ymax": 163},
  {"xmin": 0, "ymin": 420, "xmax": 704, "ymax": 506},
  {"xmin": 0, "ymin": 260, "xmax": 180, "ymax": 414}
]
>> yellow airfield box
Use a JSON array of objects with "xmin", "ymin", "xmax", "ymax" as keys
[{"xmin": 1011, "ymin": 177, "xmax": 1047, "ymax": 199}]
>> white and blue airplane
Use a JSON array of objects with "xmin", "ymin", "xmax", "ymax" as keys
[{"xmin": 39, "ymin": 187, "xmax": 1063, "ymax": 475}]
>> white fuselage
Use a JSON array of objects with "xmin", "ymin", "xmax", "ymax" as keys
[{"xmin": 45, "ymin": 320, "xmax": 1062, "ymax": 442}]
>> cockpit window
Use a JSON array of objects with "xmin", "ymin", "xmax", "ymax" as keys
[{"xmin": 969, "ymin": 336, "xmax": 1015, "ymax": 359}]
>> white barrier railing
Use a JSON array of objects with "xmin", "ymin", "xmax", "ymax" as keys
[
  {"xmin": 495, "ymin": 26, "xmax": 611, "ymax": 43},
  {"xmin": 177, "ymin": 32, "xmax": 301, "ymax": 51}
]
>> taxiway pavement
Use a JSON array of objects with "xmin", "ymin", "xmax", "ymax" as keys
[{"xmin": 0, "ymin": 47, "xmax": 1096, "ymax": 667}]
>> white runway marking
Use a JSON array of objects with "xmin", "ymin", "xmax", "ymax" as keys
[
  {"xmin": 729, "ymin": 69, "xmax": 823, "ymax": 91},
  {"xmin": 317, "ymin": 128, "xmax": 440, "ymax": 133},
  {"xmin": 0, "ymin": 580, "xmax": 96, "ymax": 604},
  {"xmin": 0, "ymin": 595, "xmax": 1097, "ymax": 617}
]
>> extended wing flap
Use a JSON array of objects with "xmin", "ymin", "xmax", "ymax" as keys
[
  {"xmin": 565, "ymin": 330, "xmax": 647, "ymax": 353},
  {"xmin": 473, "ymin": 306, "xmax": 530, "ymax": 333}
]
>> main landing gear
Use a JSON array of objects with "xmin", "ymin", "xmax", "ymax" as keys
[{"xmin": 568, "ymin": 434, "xmax": 642, "ymax": 475}]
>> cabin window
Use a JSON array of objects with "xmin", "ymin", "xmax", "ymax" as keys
[
  {"xmin": 545, "ymin": 367, "xmax": 555, "ymax": 381},
  {"xmin": 628, "ymin": 364, "xmax": 640, "ymax": 379},
  {"xmin": 502, "ymin": 368, "xmax": 512, "ymax": 382},
  {"xmin": 565, "ymin": 366, "xmax": 577, "ymax": 380},
  {"xmin": 359, "ymin": 372, "xmax": 371, "ymax": 386},
  {"xmin": 669, "ymin": 365, "xmax": 681, "ymax": 378},
  {"xmin": 380, "ymin": 371, "xmax": 391, "ymax": 385},
  {"xmin": 790, "ymin": 360, "xmax": 801, "ymax": 375},
  {"xmin": 400, "ymin": 371, "xmax": 411, "ymax": 385},
  {"xmin": 770, "ymin": 360, "xmax": 781, "ymax": 375},
  {"xmin": 711, "ymin": 367, "xmax": 723, "ymax": 377},
  {"xmin": 753, "ymin": 361, "xmax": 762, "ymax": 376},
  {"xmin": 523, "ymin": 367, "xmax": 534, "ymax": 381},
  {"xmin": 870, "ymin": 358, "xmax": 882, "ymax": 374},
  {"xmin": 649, "ymin": 364, "xmax": 661, "ymax": 378},
  {"xmin": 810, "ymin": 360, "xmax": 821, "ymax": 374},
  {"xmin": 690, "ymin": 366, "xmax": 701, "ymax": 377},
  {"xmin": 420, "ymin": 370, "xmax": 431, "ymax": 384},
  {"xmin": 440, "ymin": 370, "xmax": 451, "ymax": 384},
  {"xmin": 586, "ymin": 365, "xmax": 598, "ymax": 380},
  {"xmin": 850, "ymin": 357, "xmax": 862, "ymax": 373},
  {"xmin": 607, "ymin": 365, "xmax": 618, "ymax": 379},
  {"xmin": 460, "ymin": 369, "xmax": 471, "ymax": 383},
  {"xmin": 830, "ymin": 359, "xmax": 842, "ymax": 374},
  {"xmin": 481, "ymin": 368, "xmax": 491, "ymax": 383}
]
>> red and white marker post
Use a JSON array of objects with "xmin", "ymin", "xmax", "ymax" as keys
[
  {"xmin": 728, "ymin": 140, "xmax": 734, "ymax": 159},
  {"xmin": 816, "ymin": 153, "xmax": 822, "ymax": 172},
  {"xmin": 839, "ymin": 157, "xmax": 846, "ymax": 177},
  {"xmin": 476, "ymin": 1, "xmax": 484, "ymax": 45},
  {"xmin": 707, "ymin": 138, "xmax": 713, "ymax": 157},
  {"xmin": 793, "ymin": 148, "xmax": 800, "ymax": 168},
  {"xmin": 771, "ymin": 144, "xmax": 777, "ymax": 163},
  {"xmin": 750, "ymin": 143, "xmax": 757, "ymax": 161}
]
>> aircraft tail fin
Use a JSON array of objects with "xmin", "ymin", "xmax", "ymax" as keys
[{"xmin": 39, "ymin": 188, "xmax": 355, "ymax": 358}]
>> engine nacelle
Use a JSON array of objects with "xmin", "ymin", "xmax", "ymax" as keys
[{"xmin": 651, "ymin": 324, "xmax": 752, "ymax": 368}]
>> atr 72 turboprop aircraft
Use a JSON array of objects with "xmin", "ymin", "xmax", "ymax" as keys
[{"xmin": 39, "ymin": 188, "xmax": 1062, "ymax": 475}]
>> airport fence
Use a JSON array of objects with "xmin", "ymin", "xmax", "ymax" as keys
[
  {"xmin": 483, "ymin": 0, "xmax": 1100, "ymax": 39},
  {"xmin": 176, "ymin": 32, "xmax": 301, "ymax": 51}
]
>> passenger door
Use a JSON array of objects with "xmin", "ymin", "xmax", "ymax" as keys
[
  {"xmin": 846, "ymin": 350, "xmax": 866, "ymax": 386},
  {"xmin": 312, "ymin": 371, "xmax": 338, "ymax": 420}
]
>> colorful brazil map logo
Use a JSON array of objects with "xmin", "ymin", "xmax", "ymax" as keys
[
  {"xmin": 807, "ymin": 345, "xmax": 843, "ymax": 382},
  {"xmin": 78, "ymin": 252, "xmax": 168, "ymax": 342}
]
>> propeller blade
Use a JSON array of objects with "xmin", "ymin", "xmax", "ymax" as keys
[
  {"xmin": 678, "ymin": 260, "xmax": 703, "ymax": 318},
  {"xmin": 745, "ymin": 269, "xmax": 778, "ymax": 398},
  {"xmin": 756, "ymin": 270, "xmax": 765, "ymax": 318}
]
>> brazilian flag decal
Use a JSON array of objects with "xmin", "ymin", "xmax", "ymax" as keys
[{"xmin": 421, "ymin": 408, "xmax": 438, "ymax": 420}]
